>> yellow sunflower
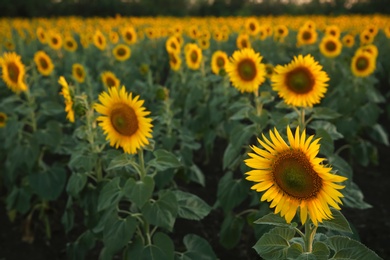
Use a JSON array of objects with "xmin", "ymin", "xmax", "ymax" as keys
[
  {"xmin": 359, "ymin": 29, "xmax": 374, "ymax": 45},
  {"xmin": 274, "ymin": 25, "xmax": 289, "ymax": 42},
  {"xmin": 236, "ymin": 33, "xmax": 251, "ymax": 49},
  {"xmin": 271, "ymin": 54, "xmax": 329, "ymax": 108},
  {"xmin": 245, "ymin": 126, "xmax": 347, "ymax": 226},
  {"xmin": 0, "ymin": 52, "xmax": 28, "ymax": 93},
  {"xmin": 245, "ymin": 17, "xmax": 260, "ymax": 36},
  {"xmin": 198, "ymin": 38, "xmax": 210, "ymax": 50},
  {"xmin": 357, "ymin": 44, "xmax": 378, "ymax": 59},
  {"xmin": 319, "ymin": 35, "xmax": 342, "ymax": 58},
  {"xmin": 58, "ymin": 76, "xmax": 75, "ymax": 123},
  {"xmin": 324, "ymin": 25, "xmax": 340, "ymax": 39},
  {"xmin": 94, "ymin": 86, "xmax": 153, "ymax": 154},
  {"xmin": 121, "ymin": 27, "xmax": 137, "ymax": 45},
  {"xmin": 342, "ymin": 34, "xmax": 355, "ymax": 48},
  {"xmin": 168, "ymin": 52, "xmax": 181, "ymax": 71},
  {"xmin": 297, "ymin": 27, "xmax": 318, "ymax": 46},
  {"xmin": 185, "ymin": 43, "xmax": 202, "ymax": 70},
  {"xmin": 101, "ymin": 71, "xmax": 120, "ymax": 89},
  {"xmin": 93, "ymin": 30, "xmax": 107, "ymax": 51},
  {"xmin": 109, "ymin": 31, "xmax": 119, "ymax": 44},
  {"xmin": 264, "ymin": 63, "xmax": 275, "ymax": 79},
  {"xmin": 72, "ymin": 63, "xmax": 86, "ymax": 83},
  {"xmin": 47, "ymin": 31, "xmax": 63, "ymax": 50},
  {"xmin": 0, "ymin": 112, "xmax": 7, "ymax": 128},
  {"xmin": 112, "ymin": 44, "xmax": 131, "ymax": 62},
  {"xmin": 225, "ymin": 48, "xmax": 266, "ymax": 93},
  {"xmin": 34, "ymin": 51, "xmax": 54, "ymax": 76},
  {"xmin": 211, "ymin": 50, "xmax": 228, "ymax": 75},
  {"xmin": 36, "ymin": 27, "xmax": 47, "ymax": 44},
  {"xmin": 351, "ymin": 51, "xmax": 376, "ymax": 77},
  {"xmin": 64, "ymin": 36, "xmax": 78, "ymax": 52},
  {"xmin": 166, "ymin": 36, "xmax": 181, "ymax": 54}
]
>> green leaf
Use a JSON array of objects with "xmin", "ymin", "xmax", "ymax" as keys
[
  {"xmin": 66, "ymin": 230, "xmax": 96, "ymax": 260},
  {"xmin": 125, "ymin": 235, "xmax": 144, "ymax": 260},
  {"xmin": 309, "ymin": 121, "xmax": 343, "ymax": 140},
  {"xmin": 217, "ymin": 171, "xmax": 248, "ymax": 212},
  {"xmin": 315, "ymin": 128, "xmax": 334, "ymax": 157},
  {"xmin": 319, "ymin": 209, "xmax": 352, "ymax": 234},
  {"xmin": 188, "ymin": 164, "xmax": 205, "ymax": 187},
  {"xmin": 97, "ymin": 177, "xmax": 122, "ymax": 212},
  {"xmin": 141, "ymin": 244, "xmax": 169, "ymax": 260},
  {"xmin": 142, "ymin": 190, "xmax": 178, "ymax": 231},
  {"xmin": 254, "ymin": 213, "xmax": 294, "ymax": 228},
  {"xmin": 6, "ymin": 187, "xmax": 32, "ymax": 214},
  {"xmin": 219, "ymin": 214, "xmax": 245, "ymax": 249},
  {"xmin": 124, "ymin": 175, "xmax": 155, "ymax": 208},
  {"xmin": 172, "ymin": 190, "xmax": 211, "ymax": 221},
  {"xmin": 40, "ymin": 101, "xmax": 65, "ymax": 115},
  {"xmin": 312, "ymin": 107, "xmax": 341, "ymax": 120},
  {"xmin": 148, "ymin": 149, "xmax": 182, "ymax": 171},
  {"xmin": 311, "ymin": 241, "xmax": 330, "ymax": 260},
  {"xmin": 326, "ymin": 236, "xmax": 381, "ymax": 260},
  {"xmin": 66, "ymin": 172, "xmax": 88, "ymax": 197},
  {"xmin": 106, "ymin": 153, "xmax": 137, "ymax": 171},
  {"xmin": 28, "ymin": 166, "xmax": 66, "ymax": 201},
  {"xmin": 368, "ymin": 124, "xmax": 389, "ymax": 146},
  {"xmin": 103, "ymin": 215, "xmax": 137, "ymax": 254},
  {"xmin": 253, "ymin": 227, "xmax": 295, "ymax": 259},
  {"xmin": 341, "ymin": 182, "xmax": 372, "ymax": 209},
  {"xmin": 356, "ymin": 103, "xmax": 381, "ymax": 126},
  {"xmin": 152, "ymin": 232, "xmax": 174, "ymax": 260},
  {"xmin": 181, "ymin": 234, "xmax": 217, "ymax": 260}
]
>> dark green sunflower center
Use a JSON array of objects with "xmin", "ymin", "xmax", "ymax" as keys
[
  {"xmin": 76, "ymin": 67, "xmax": 84, "ymax": 78},
  {"xmin": 302, "ymin": 31, "xmax": 312, "ymax": 41},
  {"xmin": 190, "ymin": 50, "xmax": 198, "ymax": 63},
  {"xmin": 355, "ymin": 56, "xmax": 369, "ymax": 71},
  {"xmin": 325, "ymin": 41, "xmax": 337, "ymax": 52},
  {"xmin": 272, "ymin": 150, "xmax": 322, "ymax": 199},
  {"xmin": 105, "ymin": 77, "xmax": 116, "ymax": 87},
  {"xmin": 126, "ymin": 32, "xmax": 133, "ymax": 41},
  {"xmin": 110, "ymin": 105, "xmax": 138, "ymax": 136},
  {"xmin": 52, "ymin": 37, "xmax": 58, "ymax": 45},
  {"xmin": 39, "ymin": 57, "xmax": 49, "ymax": 69},
  {"xmin": 241, "ymin": 39, "xmax": 248, "ymax": 48},
  {"xmin": 249, "ymin": 23, "xmax": 256, "ymax": 31},
  {"xmin": 285, "ymin": 66, "xmax": 315, "ymax": 94},
  {"xmin": 216, "ymin": 57, "xmax": 225, "ymax": 68},
  {"xmin": 0, "ymin": 114, "xmax": 6, "ymax": 123},
  {"xmin": 117, "ymin": 48, "xmax": 127, "ymax": 57},
  {"xmin": 66, "ymin": 41, "xmax": 74, "ymax": 48},
  {"xmin": 170, "ymin": 53, "xmax": 178, "ymax": 64},
  {"xmin": 7, "ymin": 62, "xmax": 20, "ymax": 83},
  {"xmin": 237, "ymin": 58, "xmax": 257, "ymax": 81}
]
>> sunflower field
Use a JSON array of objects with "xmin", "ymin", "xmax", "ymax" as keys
[{"xmin": 1, "ymin": 15, "xmax": 390, "ymax": 259}]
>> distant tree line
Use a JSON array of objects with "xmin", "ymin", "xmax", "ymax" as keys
[{"xmin": 0, "ymin": 0, "xmax": 389, "ymax": 18}]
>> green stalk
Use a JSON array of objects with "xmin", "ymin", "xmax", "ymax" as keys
[{"xmin": 138, "ymin": 148, "xmax": 146, "ymax": 181}]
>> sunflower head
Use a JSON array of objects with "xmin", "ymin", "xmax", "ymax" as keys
[
  {"xmin": 185, "ymin": 43, "xmax": 202, "ymax": 70},
  {"xmin": 166, "ymin": 36, "xmax": 181, "ymax": 54},
  {"xmin": 94, "ymin": 86, "xmax": 153, "ymax": 154},
  {"xmin": 245, "ymin": 126, "xmax": 347, "ymax": 226},
  {"xmin": 0, "ymin": 112, "xmax": 8, "ymax": 128},
  {"xmin": 236, "ymin": 33, "xmax": 251, "ymax": 49},
  {"xmin": 0, "ymin": 52, "xmax": 28, "ymax": 93},
  {"xmin": 226, "ymin": 48, "xmax": 266, "ymax": 93},
  {"xmin": 297, "ymin": 27, "xmax": 318, "ymax": 46},
  {"xmin": 168, "ymin": 52, "xmax": 182, "ymax": 71},
  {"xmin": 245, "ymin": 17, "xmax": 260, "ymax": 36},
  {"xmin": 101, "ymin": 71, "xmax": 120, "ymax": 89},
  {"xmin": 93, "ymin": 30, "xmax": 107, "ymax": 51},
  {"xmin": 64, "ymin": 36, "xmax": 78, "ymax": 52},
  {"xmin": 319, "ymin": 35, "xmax": 342, "ymax": 58},
  {"xmin": 121, "ymin": 27, "xmax": 137, "ymax": 45},
  {"xmin": 48, "ymin": 31, "xmax": 63, "ymax": 50},
  {"xmin": 351, "ymin": 51, "xmax": 376, "ymax": 78},
  {"xmin": 113, "ymin": 44, "xmax": 131, "ymax": 62},
  {"xmin": 72, "ymin": 63, "xmax": 86, "ymax": 83},
  {"xmin": 342, "ymin": 34, "xmax": 355, "ymax": 48},
  {"xmin": 271, "ymin": 54, "xmax": 329, "ymax": 108},
  {"xmin": 211, "ymin": 50, "xmax": 228, "ymax": 76},
  {"xmin": 34, "ymin": 51, "xmax": 54, "ymax": 76},
  {"xmin": 58, "ymin": 76, "xmax": 75, "ymax": 123}
]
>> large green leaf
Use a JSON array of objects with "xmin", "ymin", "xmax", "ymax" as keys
[
  {"xmin": 254, "ymin": 213, "xmax": 294, "ymax": 228},
  {"xmin": 97, "ymin": 177, "xmax": 123, "ymax": 212},
  {"xmin": 124, "ymin": 175, "xmax": 155, "ymax": 208},
  {"xmin": 172, "ymin": 190, "xmax": 211, "ymax": 221},
  {"xmin": 217, "ymin": 171, "xmax": 248, "ymax": 213},
  {"xmin": 28, "ymin": 165, "xmax": 66, "ymax": 201},
  {"xmin": 66, "ymin": 172, "xmax": 88, "ymax": 197},
  {"xmin": 219, "ymin": 214, "xmax": 245, "ymax": 249},
  {"xmin": 148, "ymin": 149, "xmax": 182, "ymax": 171},
  {"xmin": 253, "ymin": 227, "xmax": 295, "ymax": 259},
  {"xmin": 326, "ymin": 236, "xmax": 381, "ymax": 260},
  {"xmin": 179, "ymin": 234, "xmax": 217, "ymax": 260},
  {"xmin": 152, "ymin": 232, "xmax": 174, "ymax": 260},
  {"xmin": 103, "ymin": 215, "xmax": 137, "ymax": 254},
  {"xmin": 312, "ymin": 107, "xmax": 341, "ymax": 120},
  {"xmin": 319, "ymin": 209, "xmax": 352, "ymax": 234},
  {"xmin": 142, "ymin": 190, "xmax": 178, "ymax": 231}
]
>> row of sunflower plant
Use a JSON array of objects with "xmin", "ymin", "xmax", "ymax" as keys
[{"xmin": 1, "ymin": 15, "xmax": 389, "ymax": 259}]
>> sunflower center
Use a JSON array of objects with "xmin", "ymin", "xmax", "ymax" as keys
[
  {"xmin": 249, "ymin": 23, "xmax": 256, "ymax": 31},
  {"xmin": 355, "ymin": 56, "xmax": 369, "ymax": 71},
  {"xmin": 0, "ymin": 114, "xmax": 6, "ymax": 123},
  {"xmin": 117, "ymin": 48, "xmax": 126, "ymax": 57},
  {"xmin": 126, "ymin": 32, "xmax": 132, "ymax": 41},
  {"xmin": 66, "ymin": 41, "xmax": 74, "ymax": 48},
  {"xmin": 272, "ymin": 150, "xmax": 322, "ymax": 199},
  {"xmin": 302, "ymin": 31, "xmax": 312, "ymax": 41},
  {"xmin": 170, "ymin": 53, "xmax": 178, "ymax": 64},
  {"xmin": 190, "ymin": 50, "xmax": 198, "ymax": 63},
  {"xmin": 285, "ymin": 67, "xmax": 314, "ymax": 94},
  {"xmin": 7, "ymin": 62, "xmax": 20, "ymax": 83},
  {"xmin": 278, "ymin": 29, "xmax": 284, "ymax": 35},
  {"xmin": 110, "ymin": 104, "xmax": 138, "ymax": 136},
  {"xmin": 325, "ymin": 41, "xmax": 337, "ymax": 52},
  {"xmin": 216, "ymin": 57, "xmax": 225, "ymax": 67},
  {"xmin": 106, "ymin": 77, "xmax": 116, "ymax": 87},
  {"xmin": 39, "ymin": 57, "xmax": 49, "ymax": 69},
  {"xmin": 52, "ymin": 37, "xmax": 58, "ymax": 45},
  {"xmin": 98, "ymin": 36, "xmax": 103, "ymax": 45},
  {"xmin": 170, "ymin": 42, "xmax": 177, "ymax": 50},
  {"xmin": 237, "ymin": 58, "xmax": 257, "ymax": 81}
]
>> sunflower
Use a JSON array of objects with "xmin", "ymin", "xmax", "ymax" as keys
[
  {"xmin": 188, "ymin": 25, "xmax": 199, "ymax": 39},
  {"xmin": 47, "ymin": 31, "xmax": 63, "ymax": 50},
  {"xmin": 36, "ymin": 27, "xmax": 47, "ymax": 44},
  {"xmin": 258, "ymin": 26, "xmax": 268, "ymax": 41},
  {"xmin": 225, "ymin": 48, "xmax": 266, "ymax": 93},
  {"xmin": 342, "ymin": 34, "xmax": 355, "ymax": 48},
  {"xmin": 72, "ymin": 63, "xmax": 86, "ymax": 83},
  {"xmin": 93, "ymin": 30, "xmax": 107, "ymax": 51},
  {"xmin": 34, "ymin": 51, "xmax": 54, "ymax": 76},
  {"xmin": 168, "ymin": 52, "xmax": 181, "ymax": 71},
  {"xmin": 359, "ymin": 29, "xmax": 374, "ymax": 45},
  {"xmin": 0, "ymin": 52, "xmax": 28, "ymax": 93},
  {"xmin": 101, "ymin": 71, "xmax": 120, "ymax": 89},
  {"xmin": 357, "ymin": 44, "xmax": 378, "ymax": 59},
  {"xmin": 4, "ymin": 40, "xmax": 15, "ymax": 50},
  {"xmin": 198, "ymin": 38, "xmax": 210, "ymax": 50},
  {"xmin": 166, "ymin": 36, "xmax": 181, "ymax": 54},
  {"xmin": 264, "ymin": 63, "xmax": 275, "ymax": 79},
  {"xmin": 274, "ymin": 25, "xmax": 289, "ymax": 42},
  {"xmin": 211, "ymin": 50, "xmax": 228, "ymax": 75},
  {"xmin": 245, "ymin": 17, "xmax": 260, "ymax": 36},
  {"xmin": 121, "ymin": 27, "xmax": 137, "ymax": 45},
  {"xmin": 58, "ymin": 76, "xmax": 75, "ymax": 123},
  {"xmin": 94, "ymin": 86, "xmax": 153, "ymax": 154},
  {"xmin": 324, "ymin": 25, "xmax": 340, "ymax": 39},
  {"xmin": 245, "ymin": 126, "xmax": 347, "ymax": 226},
  {"xmin": 297, "ymin": 27, "xmax": 317, "ymax": 46},
  {"xmin": 319, "ymin": 35, "xmax": 342, "ymax": 58},
  {"xmin": 236, "ymin": 33, "xmax": 251, "ymax": 49},
  {"xmin": 0, "ymin": 112, "xmax": 7, "ymax": 128},
  {"xmin": 271, "ymin": 54, "xmax": 329, "ymax": 108},
  {"xmin": 384, "ymin": 25, "xmax": 390, "ymax": 39},
  {"xmin": 64, "ymin": 36, "xmax": 78, "ymax": 52},
  {"xmin": 185, "ymin": 43, "xmax": 202, "ymax": 70},
  {"xmin": 302, "ymin": 20, "xmax": 316, "ymax": 31},
  {"xmin": 109, "ymin": 31, "xmax": 119, "ymax": 44},
  {"xmin": 112, "ymin": 44, "xmax": 131, "ymax": 62},
  {"xmin": 351, "ymin": 50, "xmax": 376, "ymax": 77}
]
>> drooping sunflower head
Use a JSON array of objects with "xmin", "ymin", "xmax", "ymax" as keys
[
  {"xmin": 0, "ymin": 112, "xmax": 7, "ymax": 128},
  {"xmin": 121, "ymin": 26, "xmax": 137, "ymax": 45},
  {"xmin": 112, "ymin": 44, "xmax": 131, "ymax": 62},
  {"xmin": 185, "ymin": 43, "xmax": 202, "ymax": 70},
  {"xmin": 351, "ymin": 50, "xmax": 376, "ymax": 78},
  {"xmin": 64, "ymin": 36, "xmax": 78, "ymax": 52},
  {"xmin": 236, "ymin": 33, "xmax": 251, "ymax": 49},
  {"xmin": 245, "ymin": 126, "xmax": 347, "ymax": 226},
  {"xmin": 101, "ymin": 71, "xmax": 120, "ymax": 89},
  {"xmin": 271, "ymin": 54, "xmax": 329, "ymax": 108},
  {"xmin": 0, "ymin": 52, "xmax": 28, "ymax": 93},
  {"xmin": 342, "ymin": 34, "xmax": 355, "ymax": 48},
  {"xmin": 94, "ymin": 86, "xmax": 153, "ymax": 154},
  {"xmin": 319, "ymin": 35, "xmax": 342, "ymax": 58},
  {"xmin": 245, "ymin": 17, "xmax": 260, "ymax": 36},
  {"xmin": 93, "ymin": 30, "xmax": 107, "ymax": 51},
  {"xmin": 72, "ymin": 63, "xmax": 86, "ymax": 83},
  {"xmin": 168, "ymin": 52, "xmax": 182, "ymax": 72},
  {"xmin": 225, "ymin": 48, "xmax": 266, "ymax": 93},
  {"xmin": 211, "ymin": 50, "xmax": 228, "ymax": 76},
  {"xmin": 34, "ymin": 51, "xmax": 54, "ymax": 76},
  {"xmin": 58, "ymin": 76, "xmax": 75, "ymax": 123}
]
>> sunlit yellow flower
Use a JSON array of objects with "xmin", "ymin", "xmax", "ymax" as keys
[
  {"xmin": 64, "ymin": 36, "xmax": 78, "ymax": 52},
  {"xmin": 357, "ymin": 44, "xmax": 378, "ymax": 59},
  {"xmin": 245, "ymin": 17, "xmax": 260, "ymax": 36},
  {"xmin": 365, "ymin": 25, "xmax": 378, "ymax": 37},
  {"xmin": 94, "ymin": 86, "xmax": 153, "ymax": 154},
  {"xmin": 245, "ymin": 126, "xmax": 347, "ymax": 226},
  {"xmin": 112, "ymin": 44, "xmax": 131, "ymax": 62},
  {"xmin": 274, "ymin": 25, "xmax": 289, "ymax": 42},
  {"xmin": 0, "ymin": 52, "xmax": 28, "ymax": 93},
  {"xmin": 34, "ymin": 51, "xmax": 54, "ymax": 76},
  {"xmin": 72, "ymin": 63, "xmax": 86, "ymax": 83},
  {"xmin": 236, "ymin": 33, "xmax": 251, "ymax": 49},
  {"xmin": 226, "ymin": 48, "xmax": 266, "ymax": 93},
  {"xmin": 93, "ymin": 30, "xmax": 107, "ymax": 51},
  {"xmin": 359, "ymin": 29, "xmax": 374, "ymax": 45},
  {"xmin": 351, "ymin": 50, "xmax": 376, "ymax": 77},
  {"xmin": 319, "ymin": 35, "xmax": 342, "ymax": 58},
  {"xmin": 109, "ymin": 31, "xmax": 119, "ymax": 44},
  {"xmin": 101, "ymin": 71, "xmax": 120, "ymax": 89},
  {"xmin": 121, "ymin": 27, "xmax": 137, "ymax": 45},
  {"xmin": 0, "ymin": 112, "xmax": 7, "ymax": 128},
  {"xmin": 188, "ymin": 25, "xmax": 199, "ymax": 39},
  {"xmin": 198, "ymin": 38, "xmax": 210, "ymax": 50},
  {"xmin": 324, "ymin": 25, "xmax": 340, "ymax": 38},
  {"xmin": 297, "ymin": 27, "xmax": 317, "ymax": 46},
  {"xmin": 168, "ymin": 52, "xmax": 181, "ymax": 71},
  {"xmin": 185, "ymin": 43, "xmax": 202, "ymax": 70},
  {"xmin": 264, "ymin": 63, "xmax": 275, "ymax": 79},
  {"xmin": 58, "ymin": 76, "xmax": 75, "ymax": 123},
  {"xmin": 166, "ymin": 36, "xmax": 181, "ymax": 54},
  {"xmin": 342, "ymin": 34, "xmax": 355, "ymax": 48},
  {"xmin": 271, "ymin": 54, "xmax": 329, "ymax": 107},
  {"xmin": 211, "ymin": 50, "xmax": 228, "ymax": 75},
  {"xmin": 36, "ymin": 27, "xmax": 47, "ymax": 44},
  {"xmin": 302, "ymin": 20, "xmax": 316, "ymax": 31},
  {"xmin": 48, "ymin": 31, "xmax": 63, "ymax": 50}
]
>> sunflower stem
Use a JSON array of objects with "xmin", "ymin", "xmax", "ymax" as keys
[
  {"xmin": 138, "ymin": 148, "xmax": 146, "ymax": 181},
  {"xmin": 300, "ymin": 107, "xmax": 306, "ymax": 129},
  {"xmin": 25, "ymin": 89, "xmax": 37, "ymax": 133},
  {"xmin": 303, "ymin": 219, "xmax": 315, "ymax": 253},
  {"xmin": 254, "ymin": 90, "xmax": 263, "ymax": 116}
]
